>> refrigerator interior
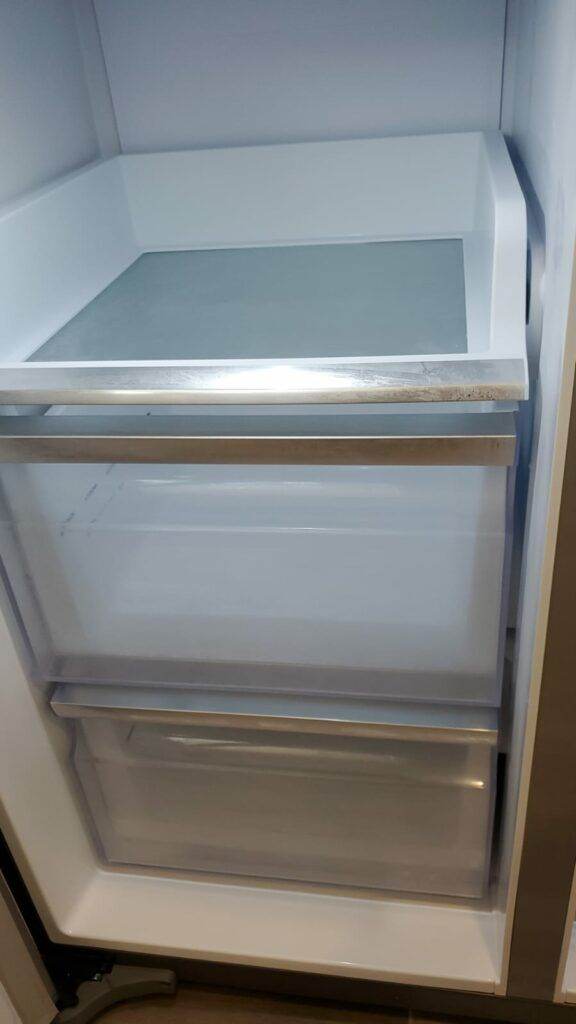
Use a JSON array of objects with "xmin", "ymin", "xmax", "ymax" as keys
[{"xmin": 0, "ymin": 0, "xmax": 575, "ymax": 996}]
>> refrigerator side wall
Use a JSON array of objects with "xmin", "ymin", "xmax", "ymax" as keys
[
  {"xmin": 0, "ymin": 0, "xmax": 106, "ymax": 208},
  {"xmin": 496, "ymin": 0, "xmax": 576, "ymax": 995}
]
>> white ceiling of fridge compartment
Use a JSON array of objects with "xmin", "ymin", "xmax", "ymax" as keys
[{"xmin": 93, "ymin": 0, "xmax": 507, "ymax": 152}]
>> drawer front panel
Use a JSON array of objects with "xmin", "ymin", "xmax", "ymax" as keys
[{"xmin": 75, "ymin": 716, "xmax": 496, "ymax": 898}]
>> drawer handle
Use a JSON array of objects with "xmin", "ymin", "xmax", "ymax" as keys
[
  {"xmin": 51, "ymin": 682, "xmax": 498, "ymax": 745},
  {"xmin": 0, "ymin": 412, "xmax": 516, "ymax": 465}
]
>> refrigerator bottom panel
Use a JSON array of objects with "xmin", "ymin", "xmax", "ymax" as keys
[{"xmin": 73, "ymin": 715, "xmax": 497, "ymax": 899}]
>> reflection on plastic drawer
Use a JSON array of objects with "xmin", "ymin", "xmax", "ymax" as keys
[{"xmin": 74, "ymin": 715, "xmax": 496, "ymax": 898}]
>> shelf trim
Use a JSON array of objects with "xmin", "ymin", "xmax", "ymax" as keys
[{"xmin": 0, "ymin": 358, "xmax": 526, "ymax": 406}]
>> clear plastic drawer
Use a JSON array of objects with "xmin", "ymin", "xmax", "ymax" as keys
[
  {"xmin": 62, "ymin": 689, "xmax": 497, "ymax": 899},
  {"xmin": 1, "ymin": 448, "xmax": 510, "ymax": 704}
]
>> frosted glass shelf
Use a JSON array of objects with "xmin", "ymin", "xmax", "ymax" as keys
[{"xmin": 31, "ymin": 241, "xmax": 468, "ymax": 363}]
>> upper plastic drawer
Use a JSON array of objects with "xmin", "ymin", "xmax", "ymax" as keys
[
  {"xmin": 0, "ymin": 132, "xmax": 527, "ymax": 406},
  {"xmin": 0, "ymin": 457, "xmax": 509, "ymax": 703}
]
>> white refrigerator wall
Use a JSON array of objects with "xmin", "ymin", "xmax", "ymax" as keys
[
  {"xmin": 0, "ymin": 0, "xmax": 508, "ymax": 216},
  {"xmin": 93, "ymin": 0, "xmax": 506, "ymax": 152},
  {"xmin": 495, "ymin": 0, "xmax": 576, "ymax": 988},
  {"xmin": 0, "ymin": 0, "xmax": 115, "ymax": 209}
]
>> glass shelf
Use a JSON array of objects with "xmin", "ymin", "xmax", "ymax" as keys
[{"xmin": 31, "ymin": 241, "xmax": 468, "ymax": 364}]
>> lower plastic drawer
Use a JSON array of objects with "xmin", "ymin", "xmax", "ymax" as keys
[{"xmin": 69, "ymin": 699, "xmax": 497, "ymax": 898}]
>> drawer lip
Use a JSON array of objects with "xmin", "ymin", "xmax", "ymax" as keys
[{"xmin": 51, "ymin": 682, "xmax": 498, "ymax": 744}]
